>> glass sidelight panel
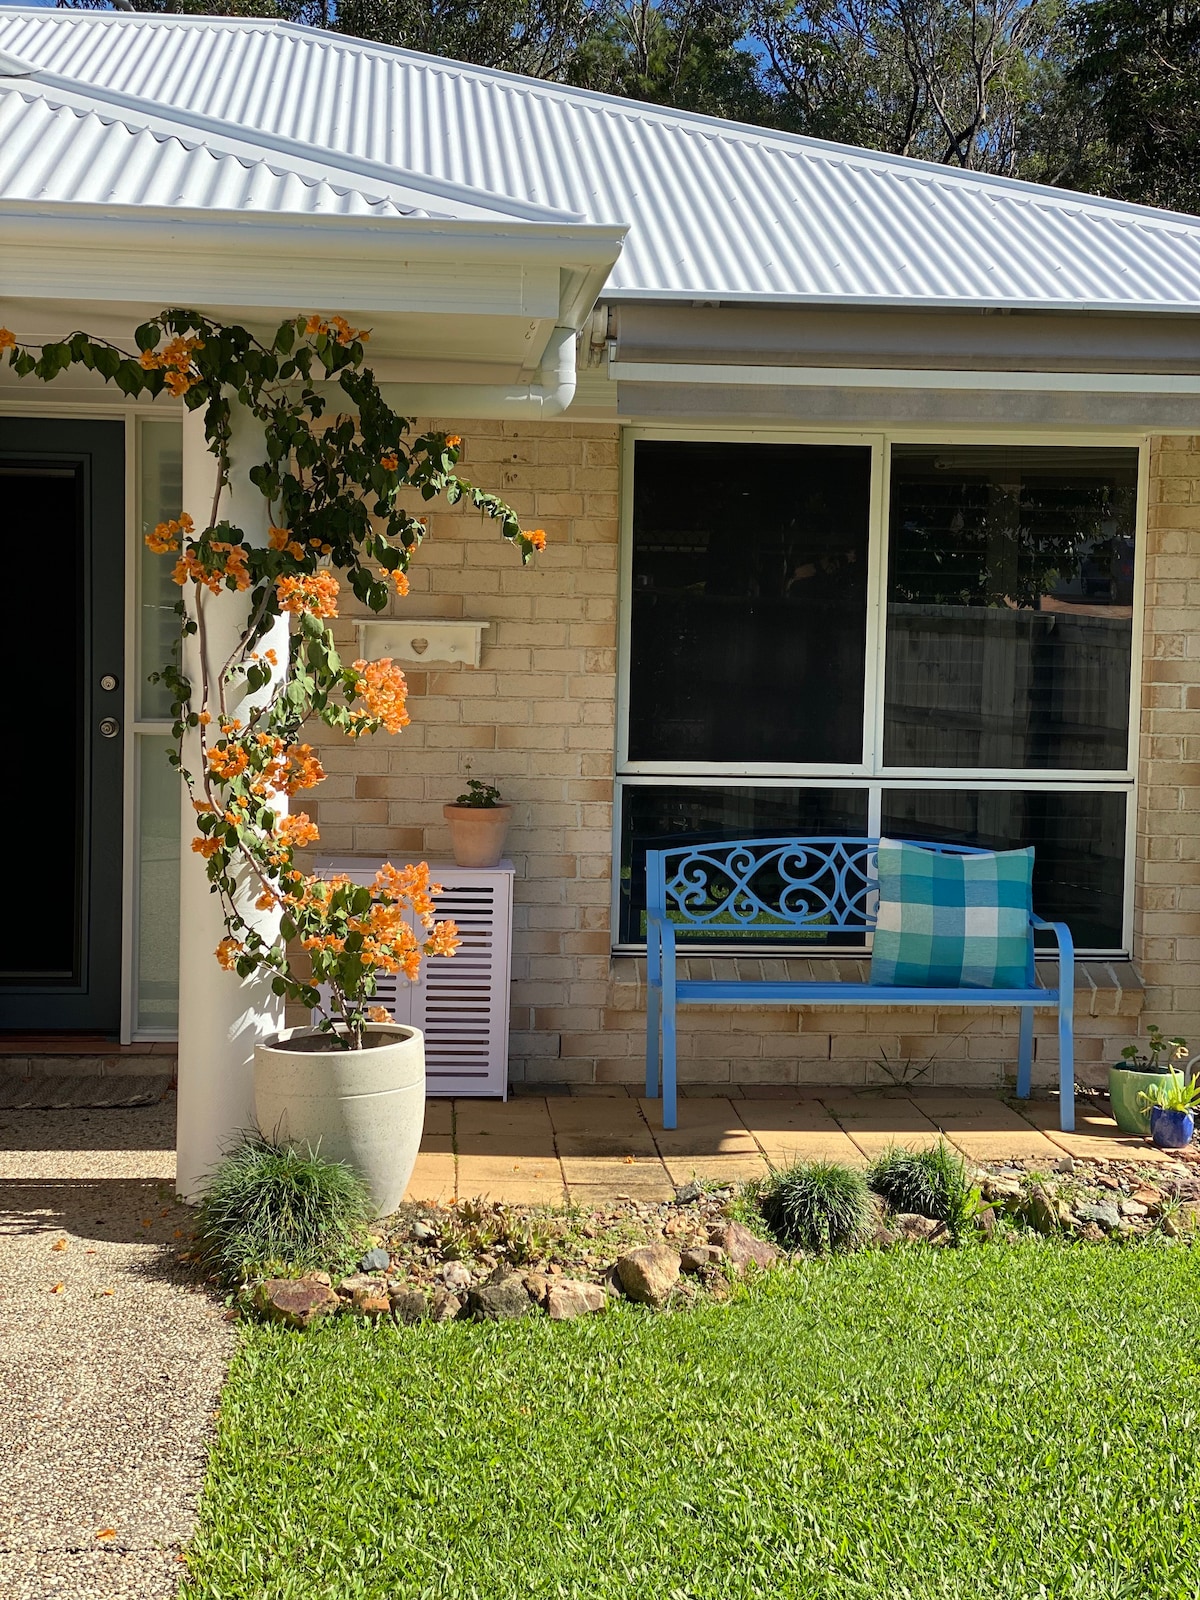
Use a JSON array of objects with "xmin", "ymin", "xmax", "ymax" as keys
[
  {"xmin": 136, "ymin": 736, "xmax": 180, "ymax": 1033},
  {"xmin": 885, "ymin": 446, "xmax": 1138, "ymax": 770},
  {"xmin": 0, "ymin": 468, "xmax": 83, "ymax": 981},
  {"xmin": 618, "ymin": 784, "xmax": 869, "ymax": 946},
  {"xmin": 881, "ymin": 788, "xmax": 1127, "ymax": 951},
  {"xmin": 138, "ymin": 421, "xmax": 184, "ymax": 720},
  {"xmin": 628, "ymin": 440, "xmax": 872, "ymax": 765}
]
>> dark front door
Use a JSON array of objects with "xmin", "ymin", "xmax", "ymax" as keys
[{"xmin": 0, "ymin": 420, "xmax": 125, "ymax": 1032}]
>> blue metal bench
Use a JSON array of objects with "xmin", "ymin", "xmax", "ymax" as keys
[{"xmin": 644, "ymin": 836, "xmax": 1076, "ymax": 1133}]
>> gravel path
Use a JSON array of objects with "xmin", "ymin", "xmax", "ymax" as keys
[{"xmin": 0, "ymin": 1092, "xmax": 233, "ymax": 1599}]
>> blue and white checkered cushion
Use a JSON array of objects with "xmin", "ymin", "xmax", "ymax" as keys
[{"xmin": 869, "ymin": 838, "xmax": 1034, "ymax": 989}]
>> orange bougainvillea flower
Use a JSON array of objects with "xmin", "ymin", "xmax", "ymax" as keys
[
  {"xmin": 268, "ymin": 525, "xmax": 289, "ymax": 550},
  {"xmin": 380, "ymin": 450, "xmax": 399, "ymax": 472},
  {"xmin": 445, "ymin": 434, "xmax": 462, "ymax": 449},
  {"xmin": 385, "ymin": 569, "xmax": 410, "ymax": 597},
  {"xmin": 0, "ymin": 328, "xmax": 16, "ymax": 352},
  {"xmin": 349, "ymin": 658, "xmax": 409, "ymax": 736},
  {"xmin": 276, "ymin": 571, "xmax": 339, "ymax": 618},
  {"xmin": 215, "ymin": 938, "xmax": 242, "ymax": 971},
  {"xmin": 191, "ymin": 835, "xmax": 222, "ymax": 860},
  {"xmin": 367, "ymin": 1007, "xmax": 391, "ymax": 1023},
  {"xmin": 527, "ymin": 528, "xmax": 547, "ymax": 553},
  {"xmin": 282, "ymin": 744, "xmax": 326, "ymax": 795},
  {"xmin": 277, "ymin": 812, "xmax": 320, "ymax": 849},
  {"xmin": 139, "ymin": 349, "xmax": 160, "ymax": 371},
  {"xmin": 145, "ymin": 513, "xmax": 194, "ymax": 555}
]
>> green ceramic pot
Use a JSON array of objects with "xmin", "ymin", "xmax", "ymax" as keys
[{"xmin": 1108, "ymin": 1065, "xmax": 1178, "ymax": 1136}]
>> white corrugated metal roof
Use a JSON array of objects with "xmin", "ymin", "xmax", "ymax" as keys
[{"xmin": 4, "ymin": 7, "xmax": 1200, "ymax": 309}]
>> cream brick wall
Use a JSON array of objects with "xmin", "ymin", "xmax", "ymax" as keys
[{"xmin": 304, "ymin": 418, "xmax": 1199, "ymax": 1093}]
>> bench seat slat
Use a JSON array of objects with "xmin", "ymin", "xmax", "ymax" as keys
[{"xmin": 675, "ymin": 981, "xmax": 1057, "ymax": 1006}]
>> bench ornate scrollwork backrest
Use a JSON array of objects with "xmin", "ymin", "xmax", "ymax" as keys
[{"xmin": 646, "ymin": 836, "xmax": 986, "ymax": 936}]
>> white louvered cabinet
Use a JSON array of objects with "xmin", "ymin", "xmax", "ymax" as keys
[{"xmin": 314, "ymin": 857, "xmax": 513, "ymax": 1098}]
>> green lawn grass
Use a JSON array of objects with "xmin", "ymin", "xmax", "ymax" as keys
[{"xmin": 184, "ymin": 1244, "xmax": 1200, "ymax": 1600}]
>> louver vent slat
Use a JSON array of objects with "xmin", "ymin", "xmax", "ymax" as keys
[{"xmin": 314, "ymin": 858, "xmax": 512, "ymax": 1097}]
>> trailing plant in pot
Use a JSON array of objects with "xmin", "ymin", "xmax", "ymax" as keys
[
  {"xmin": 444, "ymin": 774, "xmax": 512, "ymax": 868},
  {"xmin": 1138, "ymin": 1066, "xmax": 1200, "ymax": 1151},
  {"xmin": 2, "ymin": 309, "xmax": 541, "ymax": 1211},
  {"xmin": 1109, "ymin": 1025, "xmax": 1190, "ymax": 1137}
]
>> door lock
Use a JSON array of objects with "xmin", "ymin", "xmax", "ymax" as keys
[
  {"xmin": 99, "ymin": 717, "xmax": 120, "ymax": 739},
  {"xmin": 100, "ymin": 673, "xmax": 119, "ymax": 692}
]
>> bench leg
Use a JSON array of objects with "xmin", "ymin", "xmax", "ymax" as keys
[
  {"xmin": 1059, "ymin": 996, "xmax": 1075, "ymax": 1134},
  {"xmin": 1016, "ymin": 1007, "xmax": 1034, "ymax": 1100},
  {"xmin": 662, "ymin": 996, "xmax": 677, "ymax": 1131},
  {"xmin": 645, "ymin": 982, "xmax": 660, "ymax": 1100}
]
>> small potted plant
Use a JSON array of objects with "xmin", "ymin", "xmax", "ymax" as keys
[
  {"xmin": 443, "ymin": 774, "xmax": 512, "ymax": 868},
  {"xmin": 1109, "ymin": 1025, "xmax": 1190, "ymax": 1136},
  {"xmin": 1138, "ymin": 1067, "xmax": 1200, "ymax": 1150}
]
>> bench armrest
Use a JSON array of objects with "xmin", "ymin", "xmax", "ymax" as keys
[
  {"xmin": 645, "ymin": 909, "xmax": 677, "ymax": 985},
  {"xmin": 1031, "ymin": 914, "xmax": 1075, "ymax": 992}
]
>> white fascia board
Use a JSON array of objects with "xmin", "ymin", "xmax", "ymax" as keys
[
  {"xmin": 0, "ymin": 203, "xmax": 625, "ymax": 327},
  {"xmin": 608, "ymin": 359, "xmax": 1200, "ymax": 394}
]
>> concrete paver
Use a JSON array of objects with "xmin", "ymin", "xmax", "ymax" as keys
[
  {"xmin": 1016, "ymin": 1098, "xmax": 1179, "ymax": 1165},
  {"xmin": 820, "ymin": 1094, "xmax": 943, "ymax": 1158},
  {"xmin": 546, "ymin": 1096, "xmax": 659, "ymax": 1157},
  {"xmin": 913, "ymin": 1094, "xmax": 1064, "ymax": 1164},
  {"xmin": 734, "ymin": 1099, "xmax": 867, "ymax": 1168}
]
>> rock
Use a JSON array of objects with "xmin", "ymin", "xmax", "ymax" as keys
[
  {"xmin": 1095, "ymin": 1172, "xmax": 1122, "ymax": 1191},
  {"xmin": 522, "ymin": 1273, "xmax": 551, "ymax": 1307},
  {"xmin": 352, "ymin": 1288, "xmax": 392, "ymax": 1319},
  {"xmin": 469, "ymin": 1273, "xmax": 533, "ymax": 1321},
  {"xmin": 680, "ymin": 1245, "xmax": 726, "ymax": 1275},
  {"xmin": 389, "ymin": 1287, "xmax": 428, "ymax": 1324},
  {"xmin": 601, "ymin": 1263, "xmax": 624, "ymax": 1298},
  {"xmin": 975, "ymin": 1205, "xmax": 997, "ymax": 1240},
  {"xmin": 707, "ymin": 1221, "xmax": 780, "ymax": 1272},
  {"xmin": 360, "ymin": 1247, "xmax": 392, "ymax": 1273},
  {"xmin": 336, "ymin": 1274, "xmax": 387, "ymax": 1300},
  {"xmin": 438, "ymin": 1260, "xmax": 472, "ymax": 1291},
  {"xmin": 1075, "ymin": 1201, "xmax": 1122, "ymax": 1232},
  {"xmin": 546, "ymin": 1280, "xmax": 606, "ymax": 1320},
  {"xmin": 429, "ymin": 1290, "xmax": 463, "ymax": 1323},
  {"xmin": 982, "ymin": 1177, "xmax": 1023, "ymax": 1204},
  {"xmin": 1023, "ymin": 1185, "xmax": 1060, "ymax": 1236},
  {"xmin": 1120, "ymin": 1199, "xmax": 1149, "ymax": 1218},
  {"xmin": 674, "ymin": 1181, "xmax": 704, "ymax": 1205},
  {"xmin": 867, "ymin": 1193, "xmax": 896, "ymax": 1247},
  {"xmin": 1077, "ymin": 1221, "xmax": 1107, "ymax": 1244},
  {"xmin": 310, "ymin": 1271, "xmax": 332, "ymax": 1287},
  {"xmin": 1131, "ymin": 1187, "xmax": 1161, "ymax": 1207},
  {"xmin": 616, "ymin": 1245, "xmax": 681, "ymax": 1304},
  {"xmin": 257, "ymin": 1276, "xmax": 341, "ymax": 1330},
  {"xmin": 1055, "ymin": 1156, "xmax": 1076, "ymax": 1175},
  {"xmin": 892, "ymin": 1213, "xmax": 951, "ymax": 1246}
]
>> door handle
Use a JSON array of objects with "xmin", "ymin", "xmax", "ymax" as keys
[{"xmin": 99, "ymin": 718, "xmax": 120, "ymax": 739}]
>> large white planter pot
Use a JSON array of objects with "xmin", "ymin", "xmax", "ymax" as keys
[{"xmin": 253, "ymin": 1024, "xmax": 425, "ymax": 1216}]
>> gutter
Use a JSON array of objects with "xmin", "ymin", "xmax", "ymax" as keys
[
  {"xmin": 607, "ymin": 358, "xmax": 1200, "ymax": 395},
  {"xmin": 377, "ymin": 325, "xmax": 580, "ymax": 419}
]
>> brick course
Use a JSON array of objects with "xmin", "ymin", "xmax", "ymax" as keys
[{"xmin": 303, "ymin": 420, "xmax": 1200, "ymax": 1092}]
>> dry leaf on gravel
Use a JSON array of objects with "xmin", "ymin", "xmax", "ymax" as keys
[
  {"xmin": 51, "ymin": 1239, "xmax": 68, "ymax": 1251},
  {"xmin": 95, "ymin": 1529, "xmax": 116, "ymax": 1541},
  {"xmin": 49, "ymin": 1282, "xmax": 65, "ymax": 1294}
]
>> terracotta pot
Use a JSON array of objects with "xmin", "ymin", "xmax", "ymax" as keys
[
  {"xmin": 443, "ymin": 802, "xmax": 512, "ymax": 868},
  {"xmin": 253, "ymin": 1024, "xmax": 425, "ymax": 1216}
]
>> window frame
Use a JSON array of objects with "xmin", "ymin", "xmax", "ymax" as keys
[{"xmin": 613, "ymin": 425, "xmax": 1149, "ymax": 959}]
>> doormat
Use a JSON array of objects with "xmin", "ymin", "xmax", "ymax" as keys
[{"xmin": 0, "ymin": 1074, "xmax": 169, "ymax": 1110}]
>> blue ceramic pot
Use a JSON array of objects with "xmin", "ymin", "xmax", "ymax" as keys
[{"xmin": 1149, "ymin": 1106, "xmax": 1195, "ymax": 1150}]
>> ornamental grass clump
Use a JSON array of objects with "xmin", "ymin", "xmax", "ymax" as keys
[
  {"xmin": 869, "ymin": 1140, "xmax": 979, "ymax": 1242},
  {"xmin": 760, "ymin": 1160, "xmax": 874, "ymax": 1254},
  {"xmin": 195, "ymin": 1134, "xmax": 375, "ymax": 1286}
]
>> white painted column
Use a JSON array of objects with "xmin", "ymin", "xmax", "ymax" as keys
[{"xmin": 175, "ymin": 405, "xmax": 289, "ymax": 1201}]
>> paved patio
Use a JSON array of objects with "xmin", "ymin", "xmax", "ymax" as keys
[{"xmin": 406, "ymin": 1088, "xmax": 1185, "ymax": 1206}]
